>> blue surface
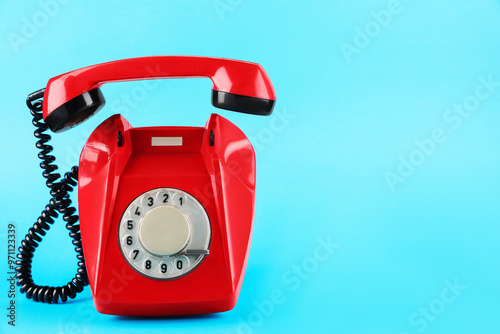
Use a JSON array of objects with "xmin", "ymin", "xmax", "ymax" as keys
[{"xmin": 1, "ymin": 1, "xmax": 500, "ymax": 333}]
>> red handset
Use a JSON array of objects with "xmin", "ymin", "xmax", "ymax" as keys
[
  {"xmin": 42, "ymin": 56, "xmax": 276, "ymax": 132},
  {"xmin": 16, "ymin": 56, "xmax": 276, "ymax": 316}
]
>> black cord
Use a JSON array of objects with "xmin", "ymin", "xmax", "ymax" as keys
[{"xmin": 15, "ymin": 89, "xmax": 89, "ymax": 303}]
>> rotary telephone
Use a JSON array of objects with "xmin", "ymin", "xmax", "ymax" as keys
[{"xmin": 15, "ymin": 56, "xmax": 276, "ymax": 316}]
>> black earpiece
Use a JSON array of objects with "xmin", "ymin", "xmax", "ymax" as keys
[
  {"xmin": 45, "ymin": 88, "xmax": 106, "ymax": 133},
  {"xmin": 211, "ymin": 90, "xmax": 275, "ymax": 116}
]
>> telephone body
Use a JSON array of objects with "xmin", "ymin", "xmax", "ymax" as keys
[{"xmin": 15, "ymin": 56, "xmax": 276, "ymax": 316}]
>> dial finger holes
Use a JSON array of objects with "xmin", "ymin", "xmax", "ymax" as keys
[
  {"xmin": 174, "ymin": 256, "xmax": 189, "ymax": 272},
  {"xmin": 157, "ymin": 191, "xmax": 171, "ymax": 205},
  {"xmin": 142, "ymin": 258, "xmax": 158, "ymax": 271},
  {"xmin": 122, "ymin": 234, "xmax": 136, "ymax": 248},
  {"xmin": 142, "ymin": 194, "xmax": 156, "ymax": 208},
  {"xmin": 118, "ymin": 188, "xmax": 211, "ymax": 280},
  {"xmin": 129, "ymin": 249, "xmax": 144, "ymax": 262},
  {"xmin": 131, "ymin": 205, "xmax": 143, "ymax": 217},
  {"xmin": 159, "ymin": 260, "xmax": 174, "ymax": 275}
]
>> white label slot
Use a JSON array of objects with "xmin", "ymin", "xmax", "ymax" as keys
[{"xmin": 151, "ymin": 137, "xmax": 183, "ymax": 146}]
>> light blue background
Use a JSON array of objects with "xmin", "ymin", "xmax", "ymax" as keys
[{"xmin": 1, "ymin": 1, "xmax": 500, "ymax": 333}]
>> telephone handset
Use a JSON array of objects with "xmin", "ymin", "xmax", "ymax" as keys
[{"xmin": 16, "ymin": 56, "xmax": 276, "ymax": 316}]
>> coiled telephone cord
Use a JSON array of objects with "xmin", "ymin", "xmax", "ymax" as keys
[{"xmin": 15, "ymin": 89, "xmax": 89, "ymax": 303}]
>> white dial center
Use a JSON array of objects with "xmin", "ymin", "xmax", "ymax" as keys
[{"xmin": 139, "ymin": 206, "xmax": 190, "ymax": 256}]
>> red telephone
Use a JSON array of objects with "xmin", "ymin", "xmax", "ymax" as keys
[{"xmin": 15, "ymin": 56, "xmax": 276, "ymax": 316}]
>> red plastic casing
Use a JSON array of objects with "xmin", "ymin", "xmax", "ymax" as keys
[
  {"xmin": 42, "ymin": 56, "xmax": 276, "ymax": 119},
  {"xmin": 78, "ymin": 113, "xmax": 256, "ymax": 316}
]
